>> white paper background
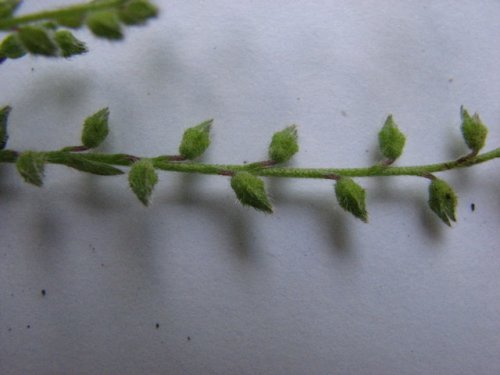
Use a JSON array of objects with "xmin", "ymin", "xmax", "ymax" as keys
[{"xmin": 1, "ymin": 1, "xmax": 499, "ymax": 374}]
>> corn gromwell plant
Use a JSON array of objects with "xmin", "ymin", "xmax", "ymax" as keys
[
  {"xmin": 0, "ymin": 103, "xmax": 498, "ymax": 227},
  {"xmin": 0, "ymin": 1, "xmax": 498, "ymax": 227}
]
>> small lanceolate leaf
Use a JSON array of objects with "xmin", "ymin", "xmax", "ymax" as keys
[
  {"xmin": 268, "ymin": 125, "xmax": 299, "ymax": 163},
  {"xmin": 48, "ymin": 153, "xmax": 124, "ymax": 176},
  {"xmin": 65, "ymin": 157, "xmax": 124, "ymax": 175},
  {"xmin": 118, "ymin": 0, "xmax": 158, "ymax": 25},
  {"xmin": 54, "ymin": 30, "xmax": 87, "ymax": 58},
  {"xmin": 128, "ymin": 159, "xmax": 158, "ymax": 206},
  {"xmin": 230, "ymin": 172, "xmax": 273, "ymax": 213},
  {"xmin": 179, "ymin": 119, "xmax": 212, "ymax": 160},
  {"xmin": 86, "ymin": 11, "xmax": 123, "ymax": 40},
  {"xmin": 80, "ymin": 153, "xmax": 136, "ymax": 166},
  {"xmin": 461, "ymin": 106, "xmax": 488, "ymax": 154},
  {"xmin": 335, "ymin": 177, "xmax": 368, "ymax": 222},
  {"xmin": 0, "ymin": 34, "xmax": 26, "ymax": 59},
  {"xmin": 17, "ymin": 26, "xmax": 58, "ymax": 56},
  {"xmin": 0, "ymin": 105, "xmax": 11, "ymax": 149},
  {"xmin": 16, "ymin": 151, "xmax": 46, "ymax": 187},
  {"xmin": 378, "ymin": 115, "xmax": 406, "ymax": 161},
  {"xmin": 81, "ymin": 108, "xmax": 110, "ymax": 148},
  {"xmin": 428, "ymin": 178, "xmax": 457, "ymax": 226}
]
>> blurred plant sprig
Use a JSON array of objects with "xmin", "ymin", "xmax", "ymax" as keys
[{"xmin": 0, "ymin": 0, "xmax": 157, "ymax": 61}]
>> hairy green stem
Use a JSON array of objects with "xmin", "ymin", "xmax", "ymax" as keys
[
  {"xmin": 0, "ymin": 0, "xmax": 126, "ymax": 30},
  {"xmin": 1, "ymin": 147, "xmax": 498, "ymax": 179}
]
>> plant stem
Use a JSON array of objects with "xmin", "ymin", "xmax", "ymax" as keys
[
  {"xmin": 155, "ymin": 148, "xmax": 500, "ymax": 178},
  {"xmin": 1, "ymin": 147, "xmax": 498, "ymax": 179},
  {"xmin": 0, "ymin": 0, "xmax": 126, "ymax": 30}
]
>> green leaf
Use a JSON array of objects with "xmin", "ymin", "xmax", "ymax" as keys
[
  {"xmin": 17, "ymin": 26, "xmax": 58, "ymax": 56},
  {"xmin": 48, "ymin": 153, "xmax": 124, "ymax": 176},
  {"xmin": 54, "ymin": 30, "xmax": 87, "ymax": 58},
  {"xmin": 0, "ymin": 0, "xmax": 21, "ymax": 19},
  {"xmin": 428, "ymin": 178, "xmax": 457, "ymax": 226},
  {"xmin": 335, "ymin": 177, "xmax": 368, "ymax": 222},
  {"xmin": 0, "ymin": 34, "xmax": 26, "ymax": 59},
  {"xmin": 81, "ymin": 108, "xmax": 110, "ymax": 148},
  {"xmin": 179, "ymin": 119, "xmax": 212, "ymax": 160},
  {"xmin": 0, "ymin": 105, "xmax": 11, "ymax": 149},
  {"xmin": 118, "ymin": 0, "xmax": 158, "ymax": 25},
  {"xmin": 268, "ymin": 125, "xmax": 299, "ymax": 163},
  {"xmin": 128, "ymin": 159, "xmax": 158, "ymax": 206},
  {"xmin": 378, "ymin": 115, "xmax": 406, "ymax": 161},
  {"xmin": 16, "ymin": 151, "xmax": 46, "ymax": 187},
  {"xmin": 231, "ymin": 172, "xmax": 273, "ymax": 213},
  {"xmin": 78, "ymin": 152, "xmax": 136, "ymax": 166},
  {"xmin": 461, "ymin": 106, "xmax": 488, "ymax": 154},
  {"xmin": 86, "ymin": 11, "xmax": 123, "ymax": 40}
]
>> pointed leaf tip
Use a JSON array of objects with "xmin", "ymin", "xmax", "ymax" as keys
[
  {"xmin": 179, "ymin": 119, "xmax": 212, "ymax": 160},
  {"xmin": 461, "ymin": 106, "xmax": 488, "ymax": 154},
  {"xmin": 335, "ymin": 177, "xmax": 368, "ymax": 222},
  {"xmin": 54, "ymin": 30, "xmax": 87, "ymax": 58},
  {"xmin": 231, "ymin": 172, "xmax": 273, "ymax": 213},
  {"xmin": 81, "ymin": 108, "xmax": 110, "ymax": 148},
  {"xmin": 16, "ymin": 151, "xmax": 46, "ymax": 187},
  {"xmin": 268, "ymin": 125, "xmax": 299, "ymax": 163},
  {"xmin": 428, "ymin": 178, "xmax": 457, "ymax": 226},
  {"xmin": 378, "ymin": 115, "xmax": 406, "ymax": 161},
  {"xmin": 128, "ymin": 159, "xmax": 158, "ymax": 206}
]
